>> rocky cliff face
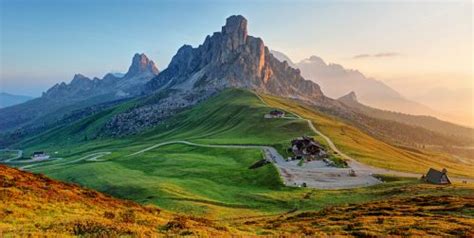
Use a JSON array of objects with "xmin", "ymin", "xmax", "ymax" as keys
[{"xmin": 147, "ymin": 15, "xmax": 324, "ymax": 102}]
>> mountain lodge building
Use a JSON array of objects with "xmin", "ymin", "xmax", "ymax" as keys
[
  {"xmin": 290, "ymin": 136, "xmax": 327, "ymax": 160},
  {"xmin": 264, "ymin": 110, "xmax": 285, "ymax": 118},
  {"xmin": 423, "ymin": 168, "xmax": 451, "ymax": 185}
]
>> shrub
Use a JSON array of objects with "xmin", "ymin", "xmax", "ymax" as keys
[
  {"xmin": 73, "ymin": 220, "xmax": 119, "ymax": 236},
  {"xmin": 120, "ymin": 209, "xmax": 136, "ymax": 223},
  {"xmin": 103, "ymin": 211, "xmax": 115, "ymax": 219},
  {"xmin": 164, "ymin": 217, "xmax": 188, "ymax": 231}
]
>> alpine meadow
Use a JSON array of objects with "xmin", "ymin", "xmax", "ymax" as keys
[{"xmin": 1, "ymin": 1, "xmax": 473, "ymax": 236}]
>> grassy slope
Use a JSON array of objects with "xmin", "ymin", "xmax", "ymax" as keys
[
  {"xmin": 18, "ymin": 89, "xmax": 312, "ymax": 154},
  {"xmin": 4, "ymin": 89, "xmax": 474, "ymax": 221},
  {"xmin": 260, "ymin": 93, "xmax": 474, "ymax": 178},
  {"xmin": 9, "ymin": 89, "xmax": 317, "ymax": 218},
  {"xmin": 42, "ymin": 144, "xmax": 287, "ymax": 218},
  {"xmin": 0, "ymin": 165, "xmax": 228, "ymax": 236},
  {"xmin": 249, "ymin": 193, "xmax": 474, "ymax": 236},
  {"xmin": 2, "ymin": 165, "xmax": 473, "ymax": 236}
]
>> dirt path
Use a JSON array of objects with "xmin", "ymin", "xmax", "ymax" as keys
[
  {"xmin": 22, "ymin": 152, "xmax": 111, "ymax": 171},
  {"xmin": 0, "ymin": 149, "xmax": 23, "ymax": 162}
]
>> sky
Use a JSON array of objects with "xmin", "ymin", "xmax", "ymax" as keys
[{"xmin": 0, "ymin": 0, "xmax": 472, "ymax": 119}]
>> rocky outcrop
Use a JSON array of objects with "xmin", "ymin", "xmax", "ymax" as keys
[
  {"xmin": 147, "ymin": 15, "xmax": 325, "ymax": 102},
  {"xmin": 101, "ymin": 89, "xmax": 216, "ymax": 136},
  {"xmin": 124, "ymin": 53, "xmax": 159, "ymax": 78},
  {"xmin": 338, "ymin": 91, "xmax": 358, "ymax": 104}
]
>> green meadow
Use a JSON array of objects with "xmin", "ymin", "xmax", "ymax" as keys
[{"xmin": 5, "ymin": 89, "xmax": 473, "ymax": 219}]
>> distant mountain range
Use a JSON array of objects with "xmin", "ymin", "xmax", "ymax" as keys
[
  {"xmin": 44, "ymin": 53, "xmax": 158, "ymax": 100},
  {"xmin": 338, "ymin": 91, "xmax": 474, "ymax": 141},
  {"xmin": 1, "ymin": 15, "xmax": 471, "ymax": 149},
  {"xmin": 0, "ymin": 53, "xmax": 158, "ymax": 134},
  {"xmin": 0, "ymin": 92, "xmax": 32, "ymax": 108},
  {"xmin": 270, "ymin": 50, "xmax": 443, "ymax": 118}
]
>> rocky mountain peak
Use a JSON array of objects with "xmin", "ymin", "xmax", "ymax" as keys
[
  {"xmin": 71, "ymin": 74, "xmax": 90, "ymax": 83},
  {"xmin": 221, "ymin": 15, "xmax": 248, "ymax": 49},
  {"xmin": 147, "ymin": 15, "xmax": 325, "ymax": 102},
  {"xmin": 125, "ymin": 53, "xmax": 159, "ymax": 78},
  {"xmin": 338, "ymin": 91, "xmax": 359, "ymax": 103},
  {"xmin": 303, "ymin": 56, "xmax": 326, "ymax": 66}
]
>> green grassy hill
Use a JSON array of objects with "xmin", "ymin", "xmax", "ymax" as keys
[
  {"xmin": 6, "ymin": 89, "xmax": 318, "ymax": 217},
  {"xmin": 3, "ymin": 89, "xmax": 474, "ymax": 220}
]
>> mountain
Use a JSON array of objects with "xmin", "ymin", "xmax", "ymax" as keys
[
  {"xmin": 338, "ymin": 91, "xmax": 474, "ymax": 143},
  {"xmin": 92, "ymin": 15, "xmax": 337, "ymax": 137},
  {"xmin": 147, "ymin": 15, "xmax": 326, "ymax": 104},
  {"xmin": 269, "ymin": 50, "xmax": 297, "ymax": 68},
  {"xmin": 271, "ymin": 50, "xmax": 441, "ymax": 118},
  {"xmin": 0, "ymin": 53, "xmax": 158, "ymax": 136},
  {"xmin": 44, "ymin": 53, "xmax": 158, "ymax": 100},
  {"xmin": 0, "ymin": 92, "xmax": 32, "ymax": 108}
]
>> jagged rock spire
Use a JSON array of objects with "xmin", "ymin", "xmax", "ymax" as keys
[
  {"xmin": 221, "ymin": 15, "xmax": 248, "ymax": 49},
  {"xmin": 125, "ymin": 53, "xmax": 159, "ymax": 78}
]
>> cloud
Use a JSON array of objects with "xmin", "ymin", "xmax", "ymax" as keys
[
  {"xmin": 353, "ymin": 54, "xmax": 371, "ymax": 59},
  {"xmin": 352, "ymin": 52, "xmax": 399, "ymax": 59},
  {"xmin": 374, "ymin": 52, "xmax": 399, "ymax": 57}
]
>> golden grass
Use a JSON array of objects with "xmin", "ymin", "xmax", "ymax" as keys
[
  {"xmin": 247, "ymin": 194, "xmax": 474, "ymax": 237},
  {"xmin": 0, "ymin": 165, "xmax": 232, "ymax": 237},
  {"xmin": 259, "ymin": 93, "xmax": 474, "ymax": 178},
  {"xmin": 1, "ymin": 165, "xmax": 474, "ymax": 236}
]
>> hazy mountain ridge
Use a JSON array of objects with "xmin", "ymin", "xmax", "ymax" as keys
[
  {"xmin": 270, "ymin": 50, "xmax": 443, "ymax": 120},
  {"xmin": 44, "ymin": 53, "xmax": 158, "ymax": 100},
  {"xmin": 338, "ymin": 91, "xmax": 474, "ymax": 142},
  {"xmin": 0, "ymin": 53, "xmax": 159, "ymax": 136},
  {"xmin": 0, "ymin": 92, "xmax": 33, "ymax": 108}
]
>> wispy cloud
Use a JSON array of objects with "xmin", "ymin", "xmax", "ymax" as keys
[
  {"xmin": 353, "ymin": 54, "xmax": 371, "ymax": 59},
  {"xmin": 352, "ymin": 52, "xmax": 399, "ymax": 59}
]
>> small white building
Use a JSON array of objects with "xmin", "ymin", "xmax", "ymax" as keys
[
  {"xmin": 31, "ymin": 151, "xmax": 50, "ymax": 160},
  {"xmin": 264, "ymin": 110, "xmax": 285, "ymax": 118}
]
